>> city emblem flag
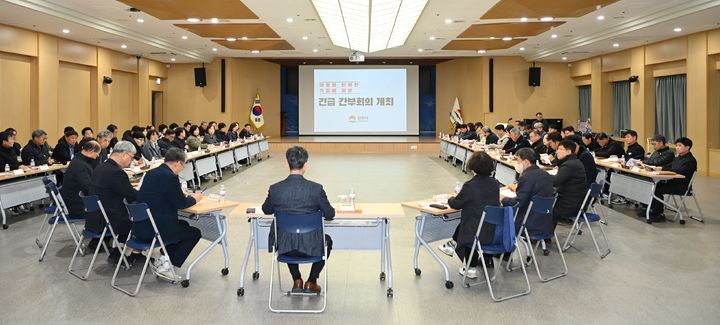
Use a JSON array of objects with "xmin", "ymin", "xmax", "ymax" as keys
[
  {"xmin": 449, "ymin": 97, "xmax": 464, "ymax": 127},
  {"xmin": 250, "ymin": 91, "xmax": 264, "ymax": 129}
]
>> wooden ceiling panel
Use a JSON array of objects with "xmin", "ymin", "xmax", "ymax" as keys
[
  {"xmin": 118, "ymin": 0, "xmax": 258, "ymax": 20},
  {"xmin": 442, "ymin": 39, "xmax": 524, "ymax": 51},
  {"xmin": 458, "ymin": 22, "xmax": 563, "ymax": 38},
  {"xmin": 175, "ymin": 23, "xmax": 280, "ymax": 39},
  {"xmin": 481, "ymin": 0, "xmax": 618, "ymax": 19},
  {"xmin": 213, "ymin": 39, "xmax": 295, "ymax": 51}
]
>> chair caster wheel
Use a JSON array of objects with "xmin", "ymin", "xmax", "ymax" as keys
[
  {"xmin": 679, "ymin": 220, "xmax": 686, "ymax": 225},
  {"xmin": 414, "ymin": 268, "xmax": 421, "ymax": 276},
  {"xmin": 578, "ymin": 230, "xmax": 583, "ymax": 235},
  {"xmin": 2, "ymin": 224, "xmax": 7, "ymax": 230},
  {"xmin": 380, "ymin": 272, "xmax": 385, "ymax": 281},
  {"xmin": 608, "ymin": 204, "xmax": 614, "ymax": 208},
  {"xmin": 445, "ymin": 281, "xmax": 454, "ymax": 289},
  {"xmin": 646, "ymin": 219, "xmax": 653, "ymax": 224},
  {"xmin": 181, "ymin": 280, "xmax": 189, "ymax": 288},
  {"xmin": 221, "ymin": 268, "xmax": 229, "ymax": 276},
  {"xmin": 237, "ymin": 288, "xmax": 245, "ymax": 296},
  {"xmin": 543, "ymin": 250, "xmax": 550, "ymax": 256},
  {"xmin": 213, "ymin": 179, "xmax": 218, "ymax": 183},
  {"xmin": 386, "ymin": 289, "xmax": 393, "ymax": 298},
  {"xmin": 252, "ymin": 271, "xmax": 260, "ymax": 280}
]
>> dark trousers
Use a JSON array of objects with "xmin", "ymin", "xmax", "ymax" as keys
[
  {"xmin": 650, "ymin": 182, "xmax": 685, "ymax": 215},
  {"xmin": 287, "ymin": 235, "xmax": 333, "ymax": 282},
  {"xmin": 164, "ymin": 220, "xmax": 201, "ymax": 268}
]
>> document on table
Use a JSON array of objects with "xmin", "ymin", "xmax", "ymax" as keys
[{"xmin": 500, "ymin": 188, "xmax": 517, "ymax": 199}]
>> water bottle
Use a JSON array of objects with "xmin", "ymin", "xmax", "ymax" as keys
[
  {"xmin": 4, "ymin": 164, "xmax": 9, "ymax": 173},
  {"xmin": 348, "ymin": 187, "xmax": 356, "ymax": 204},
  {"xmin": 454, "ymin": 181, "xmax": 462, "ymax": 194},
  {"xmin": 181, "ymin": 181, "xmax": 188, "ymax": 193},
  {"xmin": 219, "ymin": 184, "xmax": 227, "ymax": 201},
  {"xmin": 30, "ymin": 159, "xmax": 35, "ymax": 168}
]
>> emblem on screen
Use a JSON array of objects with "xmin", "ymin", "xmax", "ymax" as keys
[{"xmin": 347, "ymin": 115, "xmax": 368, "ymax": 123}]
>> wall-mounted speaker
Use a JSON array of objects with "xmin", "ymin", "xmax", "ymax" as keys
[
  {"xmin": 102, "ymin": 76, "xmax": 113, "ymax": 84},
  {"xmin": 529, "ymin": 67, "xmax": 541, "ymax": 87},
  {"xmin": 194, "ymin": 67, "xmax": 207, "ymax": 87},
  {"xmin": 628, "ymin": 75, "xmax": 639, "ymax": 83}
]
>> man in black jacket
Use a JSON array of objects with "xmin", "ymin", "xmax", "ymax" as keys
[
  {"xmin": 21, "ymin": 129, "xmax": 53, "ymax": 166},
  {"xmin": 60, "ymin": 141, "xmax": 101, "ymax": 218},
  {"xmin": 643, "ymin": 135, "xmax": 674, "ymax": 170},
  {"xmin": 171, "ymin": 128, "xmax": 187, "ymax": 150},
  {"xmin": 582, "ymin": 133, "xmax": 600, "ymax": 152},
  {"xmin": 576, "ymin": 142, "xmax": 598, "ymax": 187},
  {"xmin": 503, "ymin": 148, "xmax": 555, "ymax": 235},
  {"xmin": 0, "ymin": 131, "xmax": 28, "ymax": 172},
  {"xmin": 503, "ymin": 128, "xmax": 531, "ymax": 155},
  {"xmin": 529, "ymin": 130, "xmax": 547, "ymax": 156},
  {"xmin": 88, "ymin": 141, "xmax": 144, "ymax": 265},
  {"xmin": 3, "ymin": 128, "xmax": 22, "ymax": 155},
  {"xmin": 52, "ymin": 130, "xmax": 79, "ymax": 163},
  {"xmin": 647, "ymin": 137, "xmax": 697, "ymax": 222},
  {"xmin": 594, "ymin": 133, "xmax": 625, "ymax": 158},
  {"xmin": 482, "ymin": 127, "xmax": 499, "ymax": 145},
  {"xmin": 561, "ymin": 126, "xmax": 583, "ymax": 148},
  {"xmin": 262, "ymin": 146, "xmax": 335, "ymax": 294},
  {"xmin": 623, "ymin": 129, "xmax": 645, "ymax": 160},
  {"xmin": 461, "ymin": 123, "xmax": 479, "ymax": 141},
  {"xmin": 239, "ymin": 123, "xmax": 254, "ymax": 139},
  {"xmin": 158, "ymin": 129, "xmax": 175, "ymax": 156},
  {"xmin": 552, "ymin": 141, "xmax": 588, "ymax": 227}
]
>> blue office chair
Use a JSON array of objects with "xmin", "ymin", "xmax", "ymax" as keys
[
  {"xmin": 514, "ymin": 196, "xmax": 568, "ymax": 282},
  {"xmin": 68, "ymin": 193, "xmax": 130, "ymax": 280},
  {"xmin": 668, "ymin": 171, "xmax": 704, "ymax": 224},
  {"xmin": 111, "ymin": 201, "xmax": 177, "ymax": 297},
  {"xmin": 269, "ymin": 211, "xmax": 328, "ymax": 313},
  {"xmin": 35, "ymin": 177, "xmax": 60, "ymax": 248},
  {"xmin": 462, "ymin": 205, "xmax": 531, "ymax": 302},
  {"xmin": 562, "ymin": 183, "xmax": 611, "ymax": 258},
  {"xmin": 38, "ymin": 182, "xmax": 83, "ymax": 262}
]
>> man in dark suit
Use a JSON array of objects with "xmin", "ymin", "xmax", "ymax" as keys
[
  {"xmin": 643, "ymin": 135, "xmax": 674, "ymax": 170},
  {"xmin": 529, "ymin": 130, "xmax": 547, "ymax": 155},
  {"xmin": 158, "ymin": 129, "xmax": 175, "ymax": 156},
  {"xmin": 482, "ymin": 127, "xmax": 498, "ymax": 145},
  {"xmin": 552, "ymin": 141, "xmax": 588, "ymax": 227},
  {"xmin": 623, "ymin": 129, "xmax": 645, "ymax": 160},
  {"xmin": 503, "ymin": 128, "xmax": 531, "ymax": 154},
  {"xmin": 646, "ymin": 137, "xmax": 697, "ymax": 222},
  {"xmin": 88, "ymin": 141, "xmax": 144, "ymax": 265},
  {"xmin": 561, "ymin": 126, "xmax": 583, "ymax": 148},
  {"xmin": 262, "ymin": 146, "xmax": 335, "ymax": 294},
  {"xmin": 0, "ymin": 131, "xmax": 28, "ymax": 172},
  {"xmin": 503, "ymin": 148, "xmax": 555, "ymax": 236},
  {"xmin": 594, "ymin": 133, "xmax": 625, "ymax": 158},
  {"xmin": 21, "ymin": 129, "xmax": 53, "ymax": 166},
  {"xmin": 60, "ymin": 141, "xmax": 101, "ymax": 218},
  {"xmin": 137, "ymin": 148, "xmax": 201, "ymax": 281},
  {"xmin": 52, "ymin": 130, "xmax": 79, "ymax": 163},
  {"xmin": 534, "ymin": 112, "xmax": 549, "ymax": 132},
  {"xmin": 239, "ymin": 123, "xmax": 254, "ymax": 139},
  {"xmin": 79, "ymin": 129, "xmax": 113, "ymax": 165}
]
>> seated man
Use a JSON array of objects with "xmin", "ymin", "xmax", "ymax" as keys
[
  {"xmin": 545, "ymin": 132, "xmax": 563, "ymax": 165},
  {"xmin": 482, "ymin": 127, "xmax": 498, "ymax": 145},
  {"xmin": 502, "ymin": 128, "xmax": 531, "ymax": 155},
  {"xmin": 87, "ymin": 141, "xmax": 145, "ymax": 265},
  {"xmin": 0, "ymin": 131, "xmax": 29, "ymax": 172},
  {"xmin": 60, "ymin": 141, "xmax": 101, "ymax": 218},
  {"xmin": 594, "ymin": 133, "xmax": 625, "ymax": 158},
  {"xmin": 171, "ymin": 128, "xmax": 187, "ymax": 150},
  {"xmin": 79, "ymin": 129, "xmax": 113, "ymax": 164},
  {"xmin": 137, "ymin": 148, "xmax": 201, "ymax": 280},
  {"xmin": 561, "ymin": 126, "xmax": 583, "ymax": 147},
  {"xmin": 646, "ymin": 137, "xmax": 697, "ymax": 222},
  {"xmin": 239, "ymin": 123, "xmax": 255, "ymax": 139},
  {"xmin": 52, "ymin": 130, "xmax": 79, "ymax": 163},
  {"xmin": 582, "ymin": 133, "xmax": 600, "ymax": 152},
  {"xmin": 262, "ymin": 146, "xmax": 335, "ymax": 294},
  {"xmin": 534, "ymin": 112, "xmax": 549, "ymax": 131},
  {"xmin": 490, "ymin": 124, "xmax": 509, "ymax": 148},
  {"xmin": 3, "ymin": 128, "xmax": 23, "ymax": 155},
  {"xmin": 576, "ymin": 140, "xmax": 598, "ymax": 187},
  {"xmin": 130, "ymin": 131, "xmax": 146, "ymax": 161},
  {"xmin": 81, "ymin": 127, "xmax": 94, "ymax": 139},
  {"xmin": 21, "ymin": 129, "xmax": 53, "ymax": 166},
  {"xmin": 548, "ymin": 124, "xmax": 559, "ymax": 134},
  {"xmin": 502, "ymin": 148, "xmax": 555, "ymax": 235},
  {"xmin": 158, "ymin": 129, "xmax": 175, "ymax": 156},
  {"xmin": 643, "ymin": 135, "xmax": 674, "ymax": 170},
  {"xmin": 461, "ymin": 123, "xmax": 479, "ymax": 141},
  {"xmin": 552, "ymin": 141, "xmax": 588, "ymax": 227},
  {"xmin": 529, "ymin": 130, "xmax": 547, "ymax": 155},
  {"xmin": 623, "ymin": 129, "xmax": 645, "ymax": 160},
  {"xmin": 533, "ymin": 122, "xmax": 546, "ymax": 135}
]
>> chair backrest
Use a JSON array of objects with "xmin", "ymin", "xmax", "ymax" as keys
[
  {"xmin": 79, "ymin": 192, "xmax": 100, "ymax": 213},
  {"xmin": 124, "ymin": 201, "xmax": 151, "ymax": 223},
  {"xmin": 480, "ymin": 205, "xmax": 517, "ymax": 251},
  {"xmin": 684, "ymin": 171, "xmax": 698, "ymax": 195},
  {"xmin": 529, "ymin": 195, "xmax": 557, "ymax": 215},
  {"xmin": 45, "ymin": 182, "xmax": 69, "ymax": 214},
  {"xmin": 588, "ymin": 182, "xmax": 603, "ymax": 199},
  {"xmin": 274, "ymin": 211, "xmax": 324, "ymax": 235}
]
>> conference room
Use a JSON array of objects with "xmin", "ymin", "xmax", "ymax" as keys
[{"xmin": 1, "ymin": 0, "xmax": 719, "ymax": 323}]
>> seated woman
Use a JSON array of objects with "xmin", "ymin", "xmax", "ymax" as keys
[
  {"xmin": 446, "ymin": 151, "xmax": 500, "ymax": 279},
  {"xmin": 186, "ymin": 125, "xmax": 208, "ymax": 152},
  {"xmin": 202, "ymin": 125, "xmax": 218, "ymax": 146}
]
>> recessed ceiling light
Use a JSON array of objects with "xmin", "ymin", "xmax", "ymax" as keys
[
  {"xmin": 251, "ymin": 50, "xmax": 260, "ymax": 54},
  {"xmin": 211, "ymin": 18, "xmax": 219, "ymax": 24},
  {"xmin": 286, "ymin": 17, "xmax": 294, "ymax": 23},
  {"xmin": 477, "ymin": 49, "xmax": 486, "ymax": 54},
  {"xmin": 540, "ymin": 17, "xmax": 553, "ymax": 22},
  {"xmin": 417, "ymin": 48, "xmax": 424, "ymax": 52},
  {"xmin": 212, "ymin": 48, "xmax": 218, "ymax": 52},
  {"xmin": 241, "ymin": 36, "xmax": 248, "ymax": 40},
  {"xmin": 121, "ymin": 44, "xmax": 127, "ymax": 49},
  {"xmin": 445, "ymin": 18, "xmax": 453, "ymax": 24},
  {"xmin": 181, "ymin": 35, "xmax": 188, "ymax": 40},
  {"xmin": 313, "ymin": 48, "xmax": 319, "ymax": 53},
  {"xmin": 302, "ymin": 36, "xmax": 309, "ymax": 40},
  {"xmin": 429, "ymin": 36, "xmax": 436, "ymax": 40},
  {"xmin": 502, "ymin": 37, "xmax": 512, "ymax": 41},
  {"xmin": 562, "ymin": 57, "xmax": 567, "ymax": 60},
  {"xmin": 490, "ymin": 36, "xmax": 496, "ymax": 40},
  {"xmin": 62, "ymin": 29, "xmax": 70, "ymax": 34},
  {"xmin": 186, "ymin": 18, "xmax": 200, "ymax": 23},
  {"xmin": 613, "ymin": 43, "xmax": 620, "ymax": 47},
  {"xmin": 674, "ymin": 27, "xmax": 683, "ymax": 32},
  {"xmin": 170, "ymin": 58, "xmax": 176, "ymax": 62},
  {"xmin": 551, "ymin": 34, "xmax": 558, "ymax": 38},
  {"xmin": 519, "ymin": 47, "xmax": 525, "ymax": 51},
  {"xmin": 597, "ymin": 15, "xmax": 605, "ymax": 20},
  {"xmin": 226, "ymin": 37, "xmax": 237, "ymax": 42},
  {"xmin": 409, "ymin": 61, "xmax": 413, "ymax": 64},
  {"xmin": 136, "ymin": 18, "xmax": 144, "ymax": 23},
  {"xmin": 520, "ymin": 17, "xmax": 528, "ymax": 22}
]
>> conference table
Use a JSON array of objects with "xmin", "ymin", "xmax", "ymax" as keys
[
  {"xmin": 235, "ymin": 202, "xmax": 403, "ymax": 298},
  {"xmin": 0, "ymin": 164, "xmax": 66, "ymax": 229}
]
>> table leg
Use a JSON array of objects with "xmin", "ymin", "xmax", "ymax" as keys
[
  {"xmin": 237, "ymin": 218, "xmax": 257, "ymax": 296},
  {"xmin": 183, "ymin": 213, "xmax": 227, "ymax": 286},
  {"xmin": 413, "ymin": 214, "xmax": 452, "ymax": 288},
  {"xmin": 380, "ymin": 219, "xmax": 386, "ymax": 278},
  {"xmin": 385, "ymin": 219, "xmax": 393, "ymax": 297},
  {"xmin": 1, "ymin": 200, "xmax": 7, "ymax": 229},
  {"xmin": 649, "ymin": 180, "xmax": 682, "ymax": 223}
]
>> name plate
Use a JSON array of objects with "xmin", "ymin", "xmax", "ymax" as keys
[
  {"xmin": 39, "ymin": 165, "xmax": 50, "ymax": 171},
  {"xmin": 13, "ymin": 169, "xmax": 24, "ymax": 175}
]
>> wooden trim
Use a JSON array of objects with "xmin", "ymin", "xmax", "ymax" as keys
[
  {"xmin": 716, "ymin": 61, "xmax": 720, "ymax": 70},
  {"xmin": 574, "ymin": 79, "xmax": 591, "ymax": 86},
  {"xmin": 653, "ymin": 66, "xmax": 687, "ymax": 77}
]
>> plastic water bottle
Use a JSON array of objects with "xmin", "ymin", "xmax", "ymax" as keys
[
  {"xmin": 348, "ymin": 188, "xmax": 356, "ymax": 204},
  {"xmin": 181, "ymin": 181, "xmax": 188, "ymax": 193},
  {"xmin": 454, "ymin": 181, "xmax": 462, "ymax": 194},
  {"xmin": 30, "ymin": 159, "xmax": 35, "ymax": 168},
  {"xmin": 219, "ymin": 184, "xmax": 227, "ymax": 201},
  {"xmin": 4, "ymin": 164, "xmax": 9, "ymax": 173}
]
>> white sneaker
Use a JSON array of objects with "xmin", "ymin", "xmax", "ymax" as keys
[
  {"xmin": 438, "ymin": 241, "xmax": 456, "ymax": 256},
  {"xmin": 151, "ymin": 255, "xmax": 181, "ymax": 282},
  {"xmin": 458, "ymin": 266, "xmax": 478, "ymax": 279}
]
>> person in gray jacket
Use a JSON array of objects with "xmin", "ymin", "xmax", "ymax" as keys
[
  {"xmin": 643, "ymin": 135, "xmax": 674, "ymax": 170},
  {"xmin": 142, "ymin": 130, "xmax": 163, "ymax": 161},
  {"xmin": 202, "ymin": 125, "xmax": 218, "ymax": 145}
]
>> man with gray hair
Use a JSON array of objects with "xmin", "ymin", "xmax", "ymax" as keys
[
  {"xmin": 21, "ymin": 129, "xmax": 53, "ymax": 166},
  {"xmin": 533, "ymin": 122, "xmax": 545, "ymax": 135},
  {"xmin": 502, "ymin": 127, "xmax": 531, "ymax": 155},
  {"xmin": 87, "ymin": 141, "xmax": 146, "ymax": 265},
  {"xmin": 80, "ymin": 129, "xmax": 113, "ymax": 163}
]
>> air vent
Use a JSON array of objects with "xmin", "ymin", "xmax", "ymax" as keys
[
  {"xmin": 127, "ymin": 7, "xmax": 141, "ymax": 12},
  {"xmin": 304, "ymin": 18, "xmax": 317, "ymax": 22}
]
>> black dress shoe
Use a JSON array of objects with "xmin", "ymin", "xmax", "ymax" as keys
[
  {"xmin": 127, "ymin": 252, "xmax": 147, "ymax": 266},
  {"xmin": 650, "ymin": 214, "xmax": 667, "ymax": 223},
  {"xmin": 107, "ymin": 248, "xmax": 121, "ymax": 264}
]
